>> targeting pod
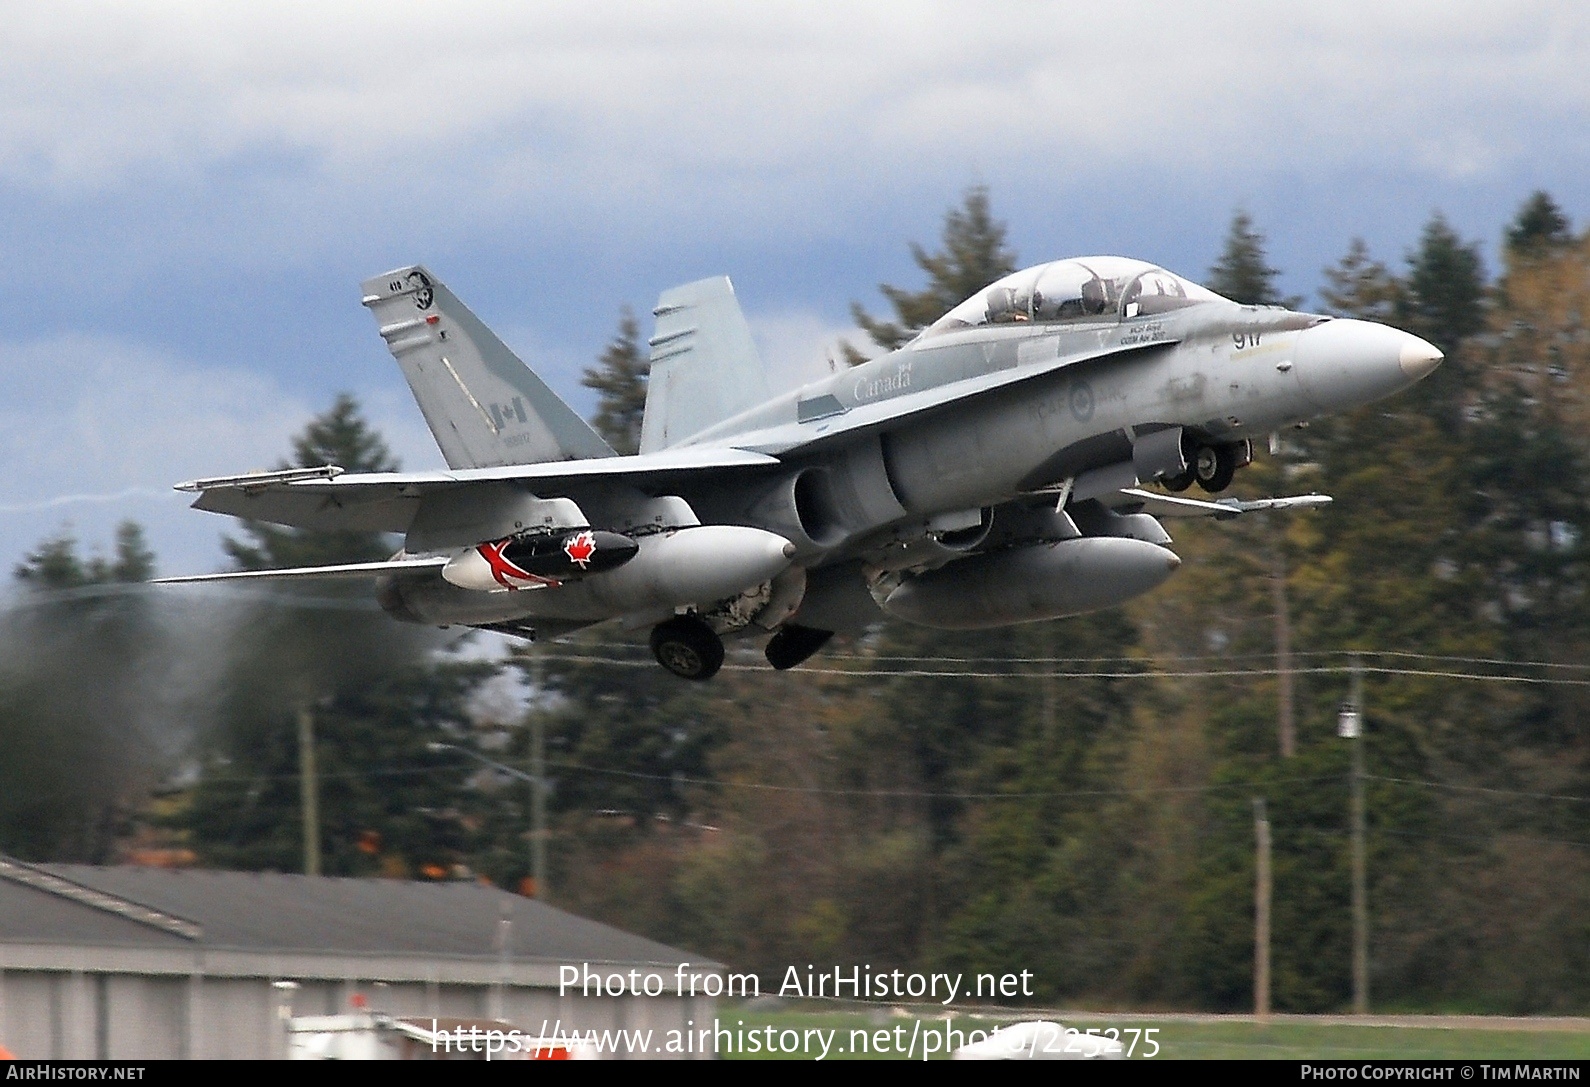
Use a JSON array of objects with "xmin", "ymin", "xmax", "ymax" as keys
[{"xmin": 443, "ymin": 529, "xmax": 639, "ymax": 592}]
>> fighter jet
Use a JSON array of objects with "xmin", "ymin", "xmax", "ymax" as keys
[{"xmin": 158, "ymin": 258, "xmax": 1441, "ymax": 679}]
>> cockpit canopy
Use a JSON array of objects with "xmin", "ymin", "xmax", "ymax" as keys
[{"xmin": 920, "ymin": 257, "xmax": 1227, "ymax": 341}]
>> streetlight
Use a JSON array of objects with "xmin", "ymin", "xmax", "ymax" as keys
[{"xmin": 428, "ymin": 741, "xmax": 548, "ymax": 899}]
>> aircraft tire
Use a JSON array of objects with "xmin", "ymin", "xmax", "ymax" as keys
[
  {"xmin": 650, "ymin": 616, "xmax": 725, "ymax": 681},
  {"xmin": 1161, "ymin": 466, "xmax": 1196, "ymax": 492},
  {"xmin": 1195, "ymin": 443, "xmax": 1238, "ymax": 493}
]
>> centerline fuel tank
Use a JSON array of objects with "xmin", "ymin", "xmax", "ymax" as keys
[{"xmin": 879, "ymin": 536, "xmax": 1181, "ymax": 629}]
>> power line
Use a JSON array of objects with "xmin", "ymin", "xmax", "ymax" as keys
[
  {"xmin": 187, "ymin": 756, "xmax": 1348, "ymax": 800},
  {"xmin": 539, "ymin": 764, "xmax": 1350, "ymax": 800},
  {"xmin": 17, "ymin": 583, "xmax": 1590, "ymax": 675},
  {"xmin": 1261, "ymin": 824, "xmax": 1590, "ymax": 852},
  {"xmin": 1370, "ymin": 774, "xmax": 1590, "ymax": 805},
  {"xmin": 1376, "ymin": 827, "xmax": 1590, "ymax": 851},
  {"xmin": 529, "ymin": 653, "xmax": 1590, "ymax": 686},
  {"xmin": 532, "ymin": 645, "xmax": 1590, "ymax": 671},
  {"xmin": 187, "ymin": 758, "xmax": 1590, "ymax": 852},
  {"xmin": 187, "ymin": 756, "xmax": 1590, "ymax": 807},
  {"xmin": 811, "ymin": 649, "xmax": 1590, "ymax": 670}
]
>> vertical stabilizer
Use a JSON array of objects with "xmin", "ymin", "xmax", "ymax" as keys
[
  {"xmin": 363, "ymin": 266, "xmax": 615, "ymax": 469},
  {"xmin": 640, "ymin": 276, "xmax": 772, "ymax": 452}
]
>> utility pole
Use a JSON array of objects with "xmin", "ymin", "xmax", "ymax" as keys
[
  {"xmin": 297, "ymin": 705, "xmax": 321, "ymax": 877},
  {"xmin": 1273, "ymin": 541, "xmax": 1295, "ymax": 758},
  {"xmin": 1040, "ymin": 623, "xmax": 1058, "ymax": 742},
  {"xmin": 529, "ymin": 646, "xmax": 547, "ymax": 900},
  {"xmin": 1253, "ymin": 797, "xmax": 1272, "ymax": 1023},
  {"xmin": 492, "ymin": 900, "xmax": 512, "ymax": 1020},
  {"xmin": 1339, "ymin": 656, "xmax": 1368, "ymax": 1014}
]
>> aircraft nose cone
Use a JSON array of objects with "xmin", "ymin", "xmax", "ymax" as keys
[
  {"xmin": 1165, "ymin": 550, "xmax": 1181, "ymax": 571},
  {"xmin": 1293, "ymin": 318, "xmax": 1441, "ymax": 412},
  {"xmin": 1399, "ymin": 336, "xmax": 1444, "ymax": 380}
]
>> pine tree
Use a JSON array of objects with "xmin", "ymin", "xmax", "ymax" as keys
[
  {"xmin": 2, "ymin": 523, "xmax": 161, "ymax": 861},
  {"xmin": 581, "ymin": 307, "xmax": 649, "ymax": 455},
  {"xmin": 184, "ymin": 398, "xmax": 490, "ymax": 878},
  {"xmin": 1386, "ymin": 212, "xmax": 1488, "ymax": 432},
  {"xmin": 224, "ymin": 393, "xmax": 400, "ymax": 570},
  {"xmin": 183, "ymin": 667, "xmax": 487, "ymax": 878},
  {"xmin": 1505, "ymin": 191, "xmax": 1572, "ymax": 260},
  {"xmin": 1398, "ymin": 211, "xmax": 1487, "ymax": 357},
  {"xmin": 1206, "ymin": 210, "xmax": 1299, "ymax": 307},
  {"xmin": 13, "ymin": 524, "xmax": 153, "ymax": 588},
  {"xmin": 851, "ymin": 185, "xmax": 1018, "ymax": 352},
  {"xmin": 1319, "ymin": 238, "xmax": 1402, "ymax": 322},
  {"xmin": 14, "ymin": 530, "xmax": 90, "ymax": 589}
]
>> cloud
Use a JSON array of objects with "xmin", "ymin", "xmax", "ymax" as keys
[
  {"xmin": 0, "ymin": 332, "xmax": 435, "ymax": 576},
  {"xmin": 4, "ymin": 2, "xmax": 1586, "ymax": 207}
]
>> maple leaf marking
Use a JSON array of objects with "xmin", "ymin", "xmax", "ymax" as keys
[{"xmin": 564, "ymin": 530, "xmax": 598, "ymax": 569}]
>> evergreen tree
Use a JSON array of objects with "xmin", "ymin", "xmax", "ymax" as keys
[
  {"xmin": 14, "ymin": 522, "xmax": 155, "ymax": 588},
  {"xmin": 225, "ymin": 393, "xmax": 399, "ymax": 570},
  {"xmin": 100, "ymin": 521, "xmax": 157, "ymax": 583},
  {"xmin": 1398, "ymin": 211, "xmax": 1487, "ymax": 357},
  {"xmin": 14, "ymin": 531, "xmax": 90, "ymax": 589},
  {"xmin": 183, "ymin": 397, "xmax": 488, "ymax": 878},
  {"xmin": 183, "ymin": 666, "xmax": 486, "ymax": 878},
  {"xmin": 1207, "ymin": 210, "xmax": 1299, "ymax": 307},
  {"xmin": 581, "ymin": 307, "xmax": 649, "ymax": 455},
  {"xmin": 1, "ymin": 524, "xmax": 161, "ymax": 862},
  {"xmin": 1505, "ymin": 191, "xmax": 1572, "ymax": 260},
  {"xmin": 1391, "ymin": 212, "xmax": 1487, "ymax": 430},
  {"xmin": 1319, "ymin": 238, "xmax": 1402, "ymax": 322},
  {"xmin": 851, "ymin": 185, "xmax": 1018, "ymax": 351}
]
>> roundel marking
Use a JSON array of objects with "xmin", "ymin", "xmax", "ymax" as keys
[{"xmin": 1069, "ymin": 380, "xmax": 1095, "ymax": 422}]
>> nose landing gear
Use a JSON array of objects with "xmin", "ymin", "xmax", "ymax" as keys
[{"xmin": 650, "ymin": 616, "xmax": 725, "ymax": 681}]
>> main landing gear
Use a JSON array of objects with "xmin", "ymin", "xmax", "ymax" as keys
[
  {"xmin": 764, "ymin": 624, "xmax": 833, "ymax": 671},
  {"xmin": 1162, "ymin": 438, "xmax": 1246, "ymax": 494},
  {"xmin": 650, "ymin": 615, "xmax": 725, "ymax": 681},
  {"xmin": 651, "ymin": 617, "xmax": 836, "ymax": 679}
]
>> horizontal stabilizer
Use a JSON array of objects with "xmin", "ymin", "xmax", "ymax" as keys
[
  {"xmin": 154, "ymin": 557, "xmax": 448, "ymax": 585},
  {"xmin": 363, "ymin": 265, "xmax": 614, "ymax": 469}
]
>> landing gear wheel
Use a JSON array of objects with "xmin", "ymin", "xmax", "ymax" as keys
[
  {"xmin": 650, "ymin": 616, "xmax": 725, "ymax": 681},
  {"xmin": 1194, "ymin": 443, "xmax": 1238, "ymax": 494},
  {"xmin": 1161, "ymin": 466, "xmax": 1196, "ymax": 492}
]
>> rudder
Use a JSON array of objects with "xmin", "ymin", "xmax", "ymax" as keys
[{"xmin": 363, "ymin": 266, "xmax": 615, "ymax": 469}]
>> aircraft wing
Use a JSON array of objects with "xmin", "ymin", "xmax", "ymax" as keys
[
  {"xmin": 153, "ymin": 556, "xmax": 448, "ymax": 585},
  {"xmin": 1102, "ymin": 488, "xmax": 1333, "ymax": 520},
  {"xmin": 180, "ymin": 447, "xmax": 781, "ymax": 535}
]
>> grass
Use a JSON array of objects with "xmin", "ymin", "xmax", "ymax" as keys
[{"xmin": 713, "ymin": 1006, "xmax": 1590, "ymax": 1060}]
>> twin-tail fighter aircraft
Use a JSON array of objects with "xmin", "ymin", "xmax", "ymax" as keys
[{"xmin": 159, "ymin": 258, "xmax": 1442, "ymax": 679}]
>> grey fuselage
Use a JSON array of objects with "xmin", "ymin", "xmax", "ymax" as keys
[{"xmin": 408, "ymin": 289, "xmax": 1436, "ymax": 632}]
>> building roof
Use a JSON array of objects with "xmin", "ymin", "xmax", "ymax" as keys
[{"xmin": 0, "ymin": 855, "xmax": 712, "ymax": 973}]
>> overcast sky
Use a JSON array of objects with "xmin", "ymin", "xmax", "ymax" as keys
[{"xmin": 3, "ymin": 1, "xmax": 1587, "ymax": 576}]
